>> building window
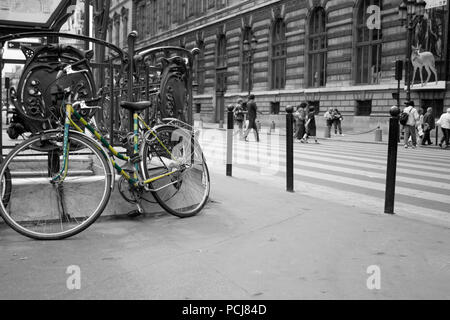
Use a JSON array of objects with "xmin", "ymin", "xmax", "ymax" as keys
[
  {"xmin": 167, "ymin": 0, "xmax": 171, "ymax": 27},
  {"xmin": 217, "ymin": 0, "xmax": 226, "ymax": 9},
  {"xmin": 158, "ymin": 0, "xmax": 164, "ymax": 30},
  {"xmin": 201, "ymin": 0, "xmax": 207, "ymax": 13},
  {"xmin": 121, "ymin": 8, "xmax": 128, "ymax": 47},
  {"xmin": 136, "ymin": 2, "xmax": 145, "ymax": 40},
  {"xmin": 216, "ymin": 35, "xmax": 227, "ymax": 68},
  {"xmin": 181, "ymin": 0, "xmax": 187, "ymax": 20},
  {"xmin": 107, "ymin": 21, "xmax": 112, "ymax": 56},
  {"xmin": 195, "ymin": 103, "xmax": 201, "ymax": 114},
  {"xmin": 216, "ymin": 34, "xmax": 227, "ymax": 93},
  {"xmin": 196, "ymin": 40, "xmax": 205, "ymax": 94},
  {"xmin": 355, "ymin": 100, "xmax": 372, "ymax": 116},
  {"xmin": 150, "ymin": 0, "xmax": 157, "ymax": 36},
  {"xmin": 308, "ymin": 101, "xmax": 321, "ymax": 115},
  {"xmin": 114, "ymin": 13, "xmax": 120, "ymax": 46},
  {"xmin": 308, "ymin": 7, "xmax": 327, "ymax": 87},
  {"xmin": 271, "ymin": 18, "xmax": 286, "ymax": 89},
  {"xmin": 355, "ymin": 0, "xmax": 382, "ymax": 84},
  {"xmin": 173, "ymin": 0, "xmax": 178, "ymax": 24},
  {"xmin": 270, "ymin": 102, "xmax": 280, "ymax": 115},
  {"xmin": 241, "ymin": 27, "xmax": 253, "ymax": 92},
  {"xmin": 188, "ymin": 0, "xmax": 195, "ymax": 16}
]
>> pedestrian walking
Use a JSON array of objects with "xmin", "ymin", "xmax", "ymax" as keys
[
  {"xmin": 324, "ymin": 108, "xmax": 334, "ymax": 137},
  {"xmin": 417, "ymin": 108, "xmax": 424, "ymax": 142},
  {"xmin": 303, "ymin": 106, "xmax": 319, "ymax": 144},
  {"xmin": 294, "ymin": 103, "xmax": 307, "ymax": 142},
  {"xmin": 436, "ymin": 108, "xmax": 450, "ymax": 148},
  {"xmin": 332, "ymin": 108, "xmax": 344, "ymax": 136},
  {"xmin": 233, "ymin": 98, "xmax": 245, "ymax": 138},
  {"xmin": 422, "ymin": 107, "xmax": 435, "ymax": 145},
  {"xmin": 402, "ymin": 101, "xmax": 420, "ymax": 149},
  {"xmin": 243, "ymin": 94, "xmax": 260, "ymax": 142}
]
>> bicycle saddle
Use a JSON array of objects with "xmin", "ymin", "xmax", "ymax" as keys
[{"xmin": 120, "ymin": 101, "xmax": 152, "ymax": 111}]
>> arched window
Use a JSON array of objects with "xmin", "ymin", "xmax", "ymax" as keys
[
  {"xmin": 308, "ymin": 7, "xmax": 327, "ymax": 87},
  {"xmin": 136, "ymin": 1, "xmax": 146, "ymax": 39},
  {"xmin": 196, "ymin": 40, "xmax": 205, "ymax": 94},
  {"xmin": 113, "ymin": 13, "xmax": 120, "ymax": 46},
  {"xmin": 271, "ymin": 18, "xmax": 286, "ymax": 89},
  {"xmin": 355, "ymin": 0, "xmax": 382, "ymax": 84},
  {"xmin": 216, "ymin": 34, "xmax": 227, "ymax": 68},
  {"xmin": 150, "ymin": 0, "xmax": 157, "ymax": 36},
  {"xmin": 121, "ymin": 8, "xmax": 128, "ymax": 47},
  {"xmin": 107, "ymin": 21, "xmax": 112, "ymax": 56},
  {"xmin": 241, "ymin": 27, "xmax": 253, "ymax": 92},
  {"xmin": 216, "ymin": 34, "xmax": 227, "ymax": 93}
]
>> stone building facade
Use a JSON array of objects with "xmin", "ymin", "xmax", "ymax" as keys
[
  {"xmin": 109, "ymin": 0, "xmax": 132, "ymax": 49},
  {"xmin": 112, "ymin": 0, "xmax": 450, "ymax": 131}
]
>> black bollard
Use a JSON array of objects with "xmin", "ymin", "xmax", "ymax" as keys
[
  {"xmin": 435, "ymin": 126, "xmax": 439, "ymax": 146},
  {"xmin": 384, "ymin": 106, "xmax": 400, "ymax": 214},
  {"xmin": 226, "ymin": 105, "xmax": 234, "ymax": 177},
  {"xmin": 286, "ymin": 106, "xmax": 294, "ymax": 193}
]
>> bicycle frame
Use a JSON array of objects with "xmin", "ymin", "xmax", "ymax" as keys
[{"xmin": 52, "ymin": 103, "xmax": 180, "ymax": 188}]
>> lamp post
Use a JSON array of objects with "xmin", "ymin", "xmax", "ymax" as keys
[
  {"xmin": 243, "ymin": 36, "xmax": 258, "ymax": 97},
  {"xmin": 398, "ymin": 0, "xmax": 427, "ymax": 102}
]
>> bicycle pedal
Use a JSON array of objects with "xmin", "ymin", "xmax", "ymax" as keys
[{"xmin": 126, "ymin": 210, "xmax": 142, "ymax": 218}]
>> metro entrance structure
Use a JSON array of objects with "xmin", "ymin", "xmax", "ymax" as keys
[{"xmin": 1, "ymin": 0, "xmax": 195, "ymax": 156}]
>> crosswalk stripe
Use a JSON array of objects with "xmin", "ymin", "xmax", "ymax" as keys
[
  {"xmin": 206, "ymin": 150, "xmax": 450, "ymax": 193},
  {"xmin": 201, "ymin": 134, "xmax": 450, "ymax": 215},
  {"xmin": 197, "ymin": 130, "xmax": 450, "ymax": 159},
  {"xmin": 308, "ymin": 144, "xmax": 450, "ymax": 162},
  {"xmin": 199, "ymin": 136, "xmax": 450, "ymax": 164},
  {"xmin": 203, "ymin": 140, "xmax": 450, "ymax": 180},
  {"xmin": 205, "ymin": 151, "xmax": 450, "ymax": 205}
]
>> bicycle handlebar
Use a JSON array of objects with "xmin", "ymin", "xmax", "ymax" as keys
[{"xmin": 56, "ymin": 58, "xmax": 90, "ymax": 80}]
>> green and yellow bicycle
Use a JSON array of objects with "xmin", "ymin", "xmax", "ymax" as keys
[{"xmin": 0, "ymin": 65, "xmax": 210, "ymax": 240}]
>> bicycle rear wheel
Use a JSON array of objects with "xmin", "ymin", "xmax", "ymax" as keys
[
  {"xmin": 0, "ymin": 132, "xmax": 112, "ymax": 240},
  {"xmin": 141, "ymin": 125, "xmax": 210, "ymax": 218}
]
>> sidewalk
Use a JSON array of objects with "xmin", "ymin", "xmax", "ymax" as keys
[{"xmin": 1, "ymin": 170, "xmax": 449, "ymax": 299}]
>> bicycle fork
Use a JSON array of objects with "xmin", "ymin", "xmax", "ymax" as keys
[{"xmin": 132, "ymin": 112, "xmax": 144, "ymax": 215}]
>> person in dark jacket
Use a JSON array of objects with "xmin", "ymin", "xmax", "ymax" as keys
[
  {"xmin": 294, "ymin": 103, "xmax": 307, "ymax": 142},
  {"xmin": 421, "ymin": 107, "xmax": 435, "ymax": 145},
  {"xmin": 243, "ymin": 94, "xmax": 260, "ymax": 142},
  {"xmin": 332, "ymin": 108, "xmax": 344, "ymax": 136},
  {"xmin": 303, "ymin": 106, "xmax": 319, "ymax": 144},
  {"xmin": 233, "ymin": 98, "xmax": 245, "ymax": 138}
]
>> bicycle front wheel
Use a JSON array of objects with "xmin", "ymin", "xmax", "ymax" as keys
[
  {"xmin": 141, "ymin": 125, "xmax": 210, "ymax": 218},
  {"xmin": 1, "ymin": 166, "xmax": 11, "ymax": 207},
  {"xmin": 0, "ymin": 132, "xmax": 112, "ymax": 240}
]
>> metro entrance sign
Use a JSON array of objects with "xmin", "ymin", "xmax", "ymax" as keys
[{"xmin": 6, "ymin": 41, "xmax": 42, "ymax": 50}]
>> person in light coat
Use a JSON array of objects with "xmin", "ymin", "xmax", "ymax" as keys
[
  {"xmin": 403, "ymin": 101, "xmax": 420, "ymax": 149},
  {"xmin": 436, "ymin": 108, "xmax": 450, "ymax": 148}
]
